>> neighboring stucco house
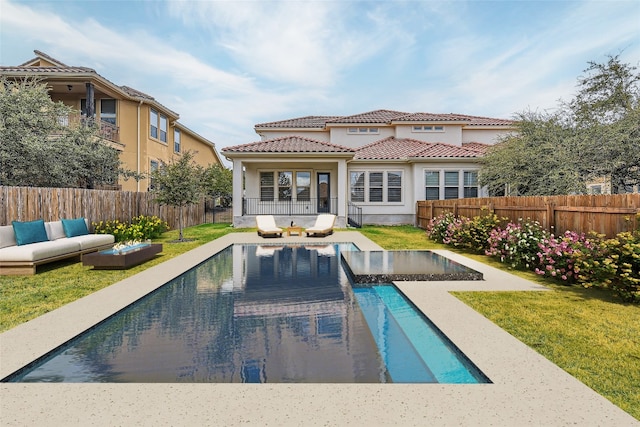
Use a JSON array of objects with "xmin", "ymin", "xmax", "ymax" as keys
[
  {"xmin": 222, "ymin": 109, "xmax": 514, "ymax": 228},
  {"xmin": 1, "ymin": 50, "xmax": 223, "ymax": 191}
]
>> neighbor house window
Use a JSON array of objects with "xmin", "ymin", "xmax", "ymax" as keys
[
  {"xmin": 296, "ymin": 172, "xmax": 310, "ymax": 201},
  {"xmin": 350, "ymin": 171, "xmax": 402, "ymax": 203},
  {"xmin": 174, "ymin": 129, "xmax": 181, "ymax": 153},
  {"xmin": 159, "ymin": 115, "xmax": 167, "ymax": 143},
  {"xmin": 150, "ymin": 160, "xmax": 159, "ymax": 190},
  {"xmin": 150, "ymin": 109, "xmax": 168, "ymax": 142},
  {"xmin": 350, "ymin": 172, "xmax": 365, "ymax": 202},
  {"xmin": 425, "ymin": 171, "xmax": 440, "ymax": 200},
  {"xmin": 260, "ymin": 172, "xmax": 274, "ymax": 201},
  {"xmin": 444, "ymin": 171, "xmax": 459, "ymax": 199},
  {"xmin": 100, "ymin": 99, "xmax": 116, "ymax": 125},
  {"xmin": 150, "ymin": 109, "xmax": 158, "ymax": 139},
  {"xmin": 463, "ymin": 171, "xmax": 479, "ymax": 198}
]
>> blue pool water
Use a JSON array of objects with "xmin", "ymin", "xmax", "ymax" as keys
[{"xmin": 6, "ymin": 244, "xmax": 488, "ymax": 384}]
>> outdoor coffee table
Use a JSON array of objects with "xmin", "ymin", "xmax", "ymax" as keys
[
  {"xmin": 82, "ymin": 243, "xmax": 162, "ymax": 270},
  {"xmin": 287, "ymin": 226, "xmax": 303, "ymax": 236}
]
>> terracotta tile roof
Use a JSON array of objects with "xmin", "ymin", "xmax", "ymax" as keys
[
  {"xmin": 455, "ymin": 114, "xmax": 514, "ymax": 126},
  {"xmin": 354, "ymin": 137, "xmax": 485, "ymax": 160},
  {"xmin": 328, "ymin": 109, "xmax": 409, "ymax": 124},
  {"xmin": 254, "ymin": 110, "xmax": 512, "ymax": 129},
  {"xmin": 392, "ymin": 112, "xmax": 472, "ymax": 122},
  {"xmin": 255, "ymin": 116, "xmax": 342, "ymax": 129},
  {"xmin": 461, "ymin": 142, "xmax": 491, "ymax": 154},
  {"xmin": 0, "ymin": 65, "xmax": 97, "ymax": 74},
  {"xmin": 120, "ymin": 85, "xmax": 156, "ymax": 101},
  {"xmin": 222, "ymin": 136, "xmax": 354, "ymax": 154}
]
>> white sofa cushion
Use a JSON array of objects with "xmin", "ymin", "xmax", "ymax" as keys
[
  {"xmin": 0, "ymin": 225, "xmax": 17, "ymax": 249},
  {"xmin": 45, "ymin": 221, "xmax": 66, "ymax": 241},
  {"xmin": 0, "ymin": 239, "xmax": 81, "ymax": 262},
  {"xmin": 66, "ymin": 234, "xmax": 115, "ymax": 250}
]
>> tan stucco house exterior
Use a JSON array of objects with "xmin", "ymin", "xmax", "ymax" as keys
[
  {"xmin": 222, "ymin": 110, "xmax": 514, "ymax": 228},
  {"xmin": 1, "ymin": 50, "xmax": 223, "ymax": 191}
]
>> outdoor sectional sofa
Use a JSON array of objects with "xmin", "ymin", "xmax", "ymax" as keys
[{"xmin": 0, "ymin": 218, "xmax": 115, "ymax": 275}]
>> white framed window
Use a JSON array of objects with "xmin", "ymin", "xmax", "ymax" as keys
[
  {"xmin": 350, "ymin": 172, "xmax": 365, "ymax": 202},
  {"xmin": 412, "ymin": 125, "xmax": 445, "ymax": 133},
  {"xmin": 347, "ymin": 127, "xmax": 379, "ymax": 134},
  {"xmin": 260, "ymin": 172, "xmax": 274, "ymax": 201},
  {"xmin": 259, "ymin": 171, "xmax": 312, "ymax": 202},
  {"xmin": 150, "ymin": 109, "xmax": 168, "ymax": 143},
  {"xmin": 425, "ymin": 171, "xmax": 440, "ymax": 200},
  {"xmin": 296, "ymin": 172, "xmax": 310, "ymax": 201},
  {"xmin": 150, "ymin": 109, "xmax": 158, "ymax": 139},
  {"xmin": 149, "ymin": 160, "xmax": 159, "ymax": 190},
  {"xmin": 349, "ymin": 170, "xmax": 402, "ymax": 203},
  {"xmin": 174, "ymin": 129, "xmax": 181, "ymax": 153},
  {"xmin": 463, "ymin": 171, "xmax": 479, "ymax": 198},
  {"xmin": 444, "ymin": 171, "xmax": 459, "ymax": 199}
]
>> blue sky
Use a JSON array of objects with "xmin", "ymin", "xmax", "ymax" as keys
[{"xmin": 1, "ymin": 0, "xmax": 639, "ymax": 162}]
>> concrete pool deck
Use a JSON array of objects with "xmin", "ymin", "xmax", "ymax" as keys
[{"xmin": 1, "ymin": 231, "xmax": 637, "ymax": 426}]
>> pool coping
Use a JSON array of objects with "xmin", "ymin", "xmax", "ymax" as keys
[{"xmin": 1, "ymin": 231, "xmax": 637, "ymax": 426}]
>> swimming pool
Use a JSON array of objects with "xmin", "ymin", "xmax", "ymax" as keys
[{"xmin": 5, "ymin": 244, "xmax": 488, "ymax": 384}]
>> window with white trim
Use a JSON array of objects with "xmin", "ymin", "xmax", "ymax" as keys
[
  {"xmin": 347, "ymin": 127, "xmax": 379, "ymax": 134},
  {"xmin": 349, "ymin": 171, "xmax": 402, "ymax": 203},
  {"xmin": 260, "ymin": 172, "xmax": 274, "ymax": 201},
  {"xmin": 296, "ymin": 172, "xmax": 310, "ymax": 201},
  {"xmin": 174, "ymin": 129, "xmax": 181, "ymax": 153},
  {"xmin": 463, "ymin": 171, "xmax": 478, "ymax": 198},
  {"xmin": 412, "ymin": 125, "xmax": 444, "ymax": 132},
  {"xmin": 260, "ymin": 171, "xmax": 312, "ymax": 201},
  {"xmin": 444, "ymin": 171, "xmax": 459, "ymax": 199},
  {"xmin": 150, "ymin": 109, "xmax": 168, "ymax": 143},
  {"xmin": 350, "ymin": 172, "xmax": 365, "ymax": 202},
  {"xmin": 425, "ymin": 171, "xmax": 440, "ymax": 200},
  {"xmin": 278, "ymin": 171, "xmax": 292, "ymax": 201},
  {"xmin": 150, "ymin": 160, "xmax": 159, "ymax": 190}
]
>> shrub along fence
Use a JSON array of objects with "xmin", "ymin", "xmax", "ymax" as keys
[
  {"xmin": 0, "ymin": 186, "xmax": 213, "ymax": 230},
  {"xmin": 416, "ymin": 194, "xmax": 640, "ymax": 238}
]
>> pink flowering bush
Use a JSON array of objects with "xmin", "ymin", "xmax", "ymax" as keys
[
  {"xmin": 534, "ymin": 231, "xmax": 594, "ymax": 283},
  {"xmin": 485, "ymin": 219, "xmax": 548, "ymax": 269},
  {"xmin": 442, "ymin": 213, "xmax": 504, "ymax": 253},
  {"xmin": 425, "ymin": 212, "xmax": 457, "ymax": 244}
]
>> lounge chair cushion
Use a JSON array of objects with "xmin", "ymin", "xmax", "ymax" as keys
[
  {"xmin": 306, "ymin": 214, "xmax": 336, "ymax": 236},
  {"xmin": 256, "ymin": 215, "xmax": 283, "ymax": 236},
  {"xmin": 0, "ymin": 225, "xmax": 17, "ymax": 249}
]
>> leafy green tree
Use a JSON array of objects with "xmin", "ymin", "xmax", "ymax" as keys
[
  {"xmin": 0, "ymin": 76, "xmax": 122, "ymax": 188},
  {"xmin": 480, "ymin": 55, "xmax": 640, "ymax": 195},
  {"xmin": 202, "ymin": 164, "xmax": 233, "ymax": 207},
  {"xmin": 150, "ymin": 151, "xmax": 204, "ymax": 241}
]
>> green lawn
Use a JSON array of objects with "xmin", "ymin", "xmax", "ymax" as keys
[{"xmin": 1, "ymin": 223, "xmax": 638, "ymax": 420}]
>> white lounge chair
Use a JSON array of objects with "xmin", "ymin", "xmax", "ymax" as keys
[
  {"xmin": 305, "ymin": 214, "xmax": 336, "ymax": 237},
  {"xmin": 256, "ymin": 215, "xmax": 283, "ymax": 237}
]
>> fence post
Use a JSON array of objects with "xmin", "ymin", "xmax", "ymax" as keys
[{"xmin": 545, "ymin": 198, "xmax": 556, "ymax": 233}]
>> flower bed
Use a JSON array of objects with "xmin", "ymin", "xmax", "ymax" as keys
[{"xmin": 426, "ymin": 212, "xmax": 640, "ymax": 303}]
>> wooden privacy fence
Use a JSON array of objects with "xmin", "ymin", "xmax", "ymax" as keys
[
  {"xmin": 0, "ymin": 186, "xmax": 209, "ymax": 230},
  {"xmin": 416, "ymin": 194, "xmax": 640, "ymax": 238}
]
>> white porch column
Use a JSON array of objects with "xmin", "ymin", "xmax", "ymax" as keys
[
  {"xmin": 232, "ymin": 159, "xmax": 244, "ymax": 219},
  {"xmin": 337, "ymin": 159, "xmax": 347, "ymax": 220}
]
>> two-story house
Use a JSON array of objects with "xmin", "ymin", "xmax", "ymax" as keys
[
  {"xmin": 222, "ymin": 109, "xmax": 514, "ymax": 227},
  {"xmin": 1, "ymin": 50, "xmax": 223, "ymax": 191}
]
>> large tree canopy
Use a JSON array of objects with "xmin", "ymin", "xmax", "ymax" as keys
[
  {"xmin": 0, "ymin": 76, "xmax": 122, "ymax": 188},
  {"xmin": 480, "ymin": 55, "xmax": 640, "ymax": 195}
]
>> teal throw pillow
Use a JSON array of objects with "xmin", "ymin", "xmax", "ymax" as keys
[
  {"xmin": 12, "ymin": 219, "xmax": 49, "ymax": 246},
  {"xmin": 61, "ymin": 217, "xmax": 89, "ymax": 238}
]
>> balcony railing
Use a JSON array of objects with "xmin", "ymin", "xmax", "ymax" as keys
[
  {"xmin": 57, "ymin": 114, "xmax": 120, "ymax": 143},
  {"xmin": 243, "ymin": 198, "xmax": 338, "ymax": 216}
]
